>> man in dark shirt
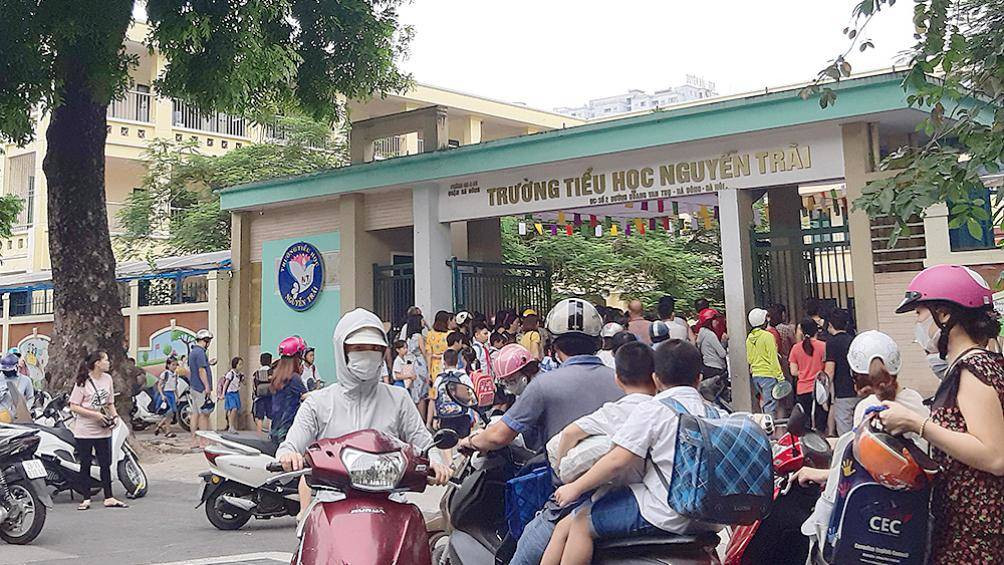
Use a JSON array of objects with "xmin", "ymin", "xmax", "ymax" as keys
[
  {"xmin": 189, "ymin": 329, "xmax": 214, "ymax": 447},
  {"xmin": 824, "ymin": 309, "xmax": 856, "ymax": 435}
]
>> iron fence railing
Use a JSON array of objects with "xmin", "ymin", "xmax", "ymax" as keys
[
  {"xmin": 449, "ymin": 258, "xmax": 552, "ymax": 318},
  {"xmin": 172, "ymin": 99, "xmax": 246, "ymax": 137},
  {"xmin": 107, "ymin": 90, "xmax": 153, "ymax": 123}
]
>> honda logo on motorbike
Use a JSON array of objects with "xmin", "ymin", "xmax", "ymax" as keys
[{"xmin": 869, "ymin": 516, "xmax": 902, "ymax": 535}]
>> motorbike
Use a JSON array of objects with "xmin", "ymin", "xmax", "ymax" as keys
[
  {"xmin": 723, "ymin": 403, "xmax": 832, "ymax": 565},
  {"xmin": 437, "ymin": 382, "xmax": 722, "ymax": 565},
  {"xmin": 263, "ymin": 428, "xmax": 459, "ymax": 565},
  {"xmin": 16, "ymin": 393, "xmax": 148, "ymax": 499},
  {"xmin": 196, "ymin": 430, "xmax": 300, "ymax": 530},
  {"xmin": 131, "ymin": 377, "xmax": 192, "ymax": 432},
  {"xmin": 0, "ymin": 427, "xmax": 52, "ymax": 545}
]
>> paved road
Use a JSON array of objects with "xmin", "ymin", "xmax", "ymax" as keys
[{"xmin": 4, "ymin": 450, "xmax": 445, "ymax": 565}]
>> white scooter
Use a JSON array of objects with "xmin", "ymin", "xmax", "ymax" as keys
[
  {"xmin": 13, "ymin": 394, "xmax": 148, "ymax": 499},
  {"xmin": 131, "ymin": 377, "xmax": 192, "ymax": 432},
  {"xmin": 196, "ymin": 430, "xmax": 300, "ymax": 530}
]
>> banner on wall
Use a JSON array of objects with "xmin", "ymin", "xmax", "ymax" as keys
[
  {"xmin": 278, "ymin": 241, "xmax": 325, "ymax": 312},
  {"xmin": 16, "ymin": 335, "xmax": 49, "ymax": 391},
  {"xmin": 437, "ymin": 126, "xmax": 845, "ymax": 222}
]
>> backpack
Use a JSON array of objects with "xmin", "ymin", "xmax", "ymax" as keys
[
  {"xmin": 434, "ymin": 371, "xmax": 466, "ymax": 418},
  {"xmin": 823, "ymin": 441, "xmax": 931, "ymax": 564},
  {"xmin": 469, "ymin": 369, "xmax": 495, "ymax": 407},
  {"xmin": 253, "ymin": 367, "xmax": 271, "ymax": 398},
  {"xmin": 654, "ymin": 397, "xmax": 773, "ymax": 525}
]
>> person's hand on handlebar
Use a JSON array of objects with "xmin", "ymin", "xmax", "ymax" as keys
[
  {"xmin": 279, "ymin": 451, "xmax": 305, "ymax": 472},
  {"xmin": 428, "ymin": 462, "xmax": 451, "ymax": 486}
]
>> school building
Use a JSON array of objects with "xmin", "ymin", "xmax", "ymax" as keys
[{"xmin": 219, "ymin": 70, "xmax": 1003, "ymax": 410}]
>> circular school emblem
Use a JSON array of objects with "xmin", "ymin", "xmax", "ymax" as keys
[{"xmin": 278, "ymin": 242, "xmax": 325, "ymax": 312}]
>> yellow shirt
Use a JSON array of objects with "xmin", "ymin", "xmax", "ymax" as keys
[
  {"xmin": 746, "ymin": 328, "xmax": 783, "ymax": 378},
  {"xmin": 426, "ymin": 330, "xmax": 449, "ymax": 379},
  {"xmin": 519, "ymin": 330, "xmax": 541, "ymax": 356}
]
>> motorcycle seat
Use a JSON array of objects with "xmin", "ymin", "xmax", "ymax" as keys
[
  {"xmin": 596, "ymin": 531, "xmax": 719, "ymax": 551},
  {"xmin": 19, "ymin": 423, "xmax": 77, "ymax": 447},
  {"xmin": 220, "ymin": 432, "xmax": 278, "ymax": 457}
]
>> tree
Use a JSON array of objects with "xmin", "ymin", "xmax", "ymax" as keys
[
  {"xmin": 500, "ymin": 217, "xmax": 724, "ymax": 313},
  {"xmin": 116, "ymin": 115, "xmax": 347, "ymax": 259},
  {"xmin": 802, "ymin": 0, "xmax": 1004, "ymax": 245},
  {"xmin": 0, "ymin": 1, "xmax": 411, "ymax": 407}
]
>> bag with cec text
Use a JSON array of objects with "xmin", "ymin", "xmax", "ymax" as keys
[
  {"xmin": 434, "ymin": 371, "xmax": 466, "ymax": 418},
  {"xmin": 654, "ymin": 397, "xmax": 773, "ymax": 525},
  {"xmin": 504, "ymin": 462, "xmax": 554, "ymax": 539},
  {"xmin": 823, "ymin": 441, "xmax": 931, "ymax": 565}
]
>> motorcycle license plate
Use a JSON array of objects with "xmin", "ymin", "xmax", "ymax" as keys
[{"xmin": 22, "ymin": 459, "xmax": 46, "ymax": 480}]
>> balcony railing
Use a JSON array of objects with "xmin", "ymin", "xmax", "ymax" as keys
[
  {"xmin": 107, "ymin": 90, "xmax": 153, "ymax": 123},
  {"xmin": 172, "ymin": 99, "xmax": 247, "ymax": 137}
]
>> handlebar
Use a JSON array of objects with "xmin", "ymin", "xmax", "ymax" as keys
[{"xmin": 266, "ymin": 462, "xmax": 285, "ymax": 472}]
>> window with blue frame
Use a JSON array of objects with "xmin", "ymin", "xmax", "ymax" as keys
[{"xmin": 949, "ymin": 186, "xmax": 1000, "ymax": 251}]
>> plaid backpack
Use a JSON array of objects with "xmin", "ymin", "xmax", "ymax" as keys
[{"xmin": 653, "ymin": 397, "xmax": 773, "ymax": 525}]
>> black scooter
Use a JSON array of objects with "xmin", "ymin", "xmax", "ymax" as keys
[
  {"xmin": 0, "ymin": 427, "xmax": 52, "ymax": 545},
  {"xmin": 436, "ymin": 382, "xmax": 721, "ymax": 565}
]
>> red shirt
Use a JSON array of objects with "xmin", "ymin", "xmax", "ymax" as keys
[{"xmin": 788, "ymin": 339, "xmax": 826, "ymax": 395}]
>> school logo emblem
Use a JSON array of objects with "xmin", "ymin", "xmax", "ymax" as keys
[{"xmin": 278, "ymin": 242, "xmax": 324, "ymax": 312}]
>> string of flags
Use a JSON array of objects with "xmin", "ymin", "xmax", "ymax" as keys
[{"xmin": 516, "ymin": 201, "xmax": 720, "ymax": 238}]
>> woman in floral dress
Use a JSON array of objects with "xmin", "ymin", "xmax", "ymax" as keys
[{"xmin": 878, "ymin": 265, "xmax": 1004, "ymax": 564}]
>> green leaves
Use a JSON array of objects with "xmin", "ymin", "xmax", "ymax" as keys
[{"xmin": 500, "ymin": 217, "xmax": 723, "ymax": 311}]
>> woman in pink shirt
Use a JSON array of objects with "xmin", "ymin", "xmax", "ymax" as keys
[
  {"xmin": 788, "ymin": 319, "xmax": 826, "ymax": 428},
  {"xmin": 69, "ymin": 350, "xmax": 128, "ymax": 510}
]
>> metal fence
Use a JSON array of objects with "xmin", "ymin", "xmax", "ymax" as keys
[
  {"xmin": 752, "ymin": 224, "xmax": 854, "ymax": 322},
  {"xmin": 449, "ymin": 259, "xmax": 552, "ymax": 317},
  {"xmin": 373, "ymin": 263, "xmax": 415, "ymax": 328},
  {"xmin": 172, "ymin": 99, "xmax": 246, "ymax": 137},
  {"xmin": 9, "ymin": 289, "xmax": 54, "ymax": 317},
  {"xmin": 107, "ymin": 90, "xmax": 152, "ymax": 123},
  {"xmin": 137, "ymin": 274, "xmax": 209, "ymax": 307}
]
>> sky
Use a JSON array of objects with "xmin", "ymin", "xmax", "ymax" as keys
[{"xmin": 396, "ymin": 0, "xmax": 916, "ymax": 111}]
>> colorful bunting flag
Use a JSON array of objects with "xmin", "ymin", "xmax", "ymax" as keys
[
  {"xmin": 662, "ymin": 217, "xmax": 670, "ymax": 231},
  {"xmin": 649, "ymin": 218, "xmax": 656, "ymax": 231},
  {"xmin": 595, "ymin": 225, "xmax": 603, "ymax": 237},
  {"xmin": 534, "ymin": 223, "xmax": 543, "ymax": 235},
  {"xmin": 565, "ymin": 224, "xmax": 573, "ymax": 236},
  {"xmin": 550, "ymin": 224, "xmax": 558, "ymax": 236},
  {"xmin": 557, "ymin": 211, "xmax": 565, "ymax": 225},
  {"xmin": 625, "ymin": 223, "xmax": 632, "ymax": 236},
  {"xmin": 518, "ymin": 222, "xmax": 527, "ymax": 235},
  {"xmin": 641, "ymin": 201, "xmax": 649, "ymax": 211},
  {"xmin": 573, "ymin": 213, "xmax": 582, "ymax": 226},
  {"xmin": 657, "ymin": 200, "xmax": 665, "ymax": 213},
  {"xmin": 625, "ymin": 202, "xmax": 634, "ymax": 209},
  {"xmin": 672, "ymin": 202, "xmax": 680, "ymax": 216},
  {"xmin": 589, "ymin": 214, "xmax": 598, "ymax": 227},
  {"xmin": 611, "ymin": 223, "xmax": 618, "ymax": 236}
]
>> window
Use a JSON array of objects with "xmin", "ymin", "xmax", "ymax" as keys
[
  {"xmin": 949, "ymin": 186, "xmax": 1000, "ymax": 251},
  {"xmin": 25, "ymin": 176, "xmax": 34, "ymax": 226}
]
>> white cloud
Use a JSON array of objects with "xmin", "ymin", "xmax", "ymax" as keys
[{"xmin": 397, "ymin": 0, "xmax": 914, "ymax": 110}]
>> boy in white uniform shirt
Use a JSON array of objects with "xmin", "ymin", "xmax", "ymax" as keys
[
  {"xmin": 547, "ymin": 340, "xmax": 722, "ymax": 565},
  {"xmin": 550, "ymin": 341, "xmax": 656, "ymax": 477}
]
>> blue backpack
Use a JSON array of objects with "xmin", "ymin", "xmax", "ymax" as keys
[
  {"xmin": 653, "ymin": 397, "xmax": 773, "ymax": 525},
  {"xmin": 434, "ymin": 371, "xmax": 465, "ymax": 418}
]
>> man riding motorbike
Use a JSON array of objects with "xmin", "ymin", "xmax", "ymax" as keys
[
  {"xmin": 276, "ymin": 308, "xmax": 451, "ymax": 486},
  {"xmin": 456, "ymin": 298, "xmax": 624, "ymax": 565}
]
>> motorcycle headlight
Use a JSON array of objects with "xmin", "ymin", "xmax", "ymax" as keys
[{"xmin": 339, "ymin": 448, "xmax": 405, "ymax": 492}]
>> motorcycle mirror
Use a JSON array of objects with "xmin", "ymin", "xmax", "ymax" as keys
[
  {"xmin": 446, "ymin": 382, "xmax": 479, "ymax": 409},
  {"xmin": 800, "ymin": 432, "xmax": 832, "ymax": 467},
  {"xmin": 433, "ymin": 428, "xmax": 459, "ymax": 450},
  {"xmin": 787, "ymin": 403, "xmax": 808, "ymax": 437}
]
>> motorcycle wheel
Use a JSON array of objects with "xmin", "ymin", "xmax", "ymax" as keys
[
  {"xmin": 177, "ymin": 401, "xmax": 192, "ymax": 432},
  {"xmin": 118, "ymin": 446, "xmax": 148, "ymax": 499},
  {"xmin": 0, "ymin": 482, "xmax": 46, "ymax": 545},
  {"xmin": 205, "ymin": 482, "xmax": 253, "ymax": 530}
]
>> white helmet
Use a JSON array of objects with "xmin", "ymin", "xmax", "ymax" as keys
[
  {"xmin": 747, "ymin": 308, "xmax": 768, "ymax": 328},
  {"xmin": 196, "ymin": 329, "xmax": 214, "ymax": 341},
  {"xmin": 545, "ymin": 299, "xmax": 603, "ymax": 338},
  {"xmin": 847, "ymin": 330, "xmax": 902, "ymax": 375},
  {"xmin": 601, "ymin": 322, "xmax": 624, "ymax": 338}
]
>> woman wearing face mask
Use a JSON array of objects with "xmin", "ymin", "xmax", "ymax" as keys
[
  {"xmin": 494, "ymin": 343, "xmax": 541, "ymax": 397},
  {"xmin": 878, "ymin": 265, "xmax": 1004, "ymax": 564},
  {"xmin": 275, "ymin": 309, "xmax": 452, "ymax": 486}
]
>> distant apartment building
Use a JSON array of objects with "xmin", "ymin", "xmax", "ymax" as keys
[{"xmin": 555, "ymin": 75, "xmax": 717, "ymax": 120}]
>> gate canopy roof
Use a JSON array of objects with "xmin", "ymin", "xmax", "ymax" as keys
[{"xmin": 221, "ymin": 71, "xmax": 928, "ymax": 214}]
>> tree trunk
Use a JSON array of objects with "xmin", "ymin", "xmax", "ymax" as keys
[{"xmin": 43, "ymin": 49, "xmax": 138, "ymax": 416}]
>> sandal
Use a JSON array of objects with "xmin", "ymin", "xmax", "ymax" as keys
[
  {"xmin": 165, "ymin": 432, "xmax": 177, "ymax": 438},
  {"xmin": 77, "ymin": 500, "xmax": 91, "ymax": 511},
  {"xmin": 104, "ymin": 499, "xmax": 129, "ymax": 509}
]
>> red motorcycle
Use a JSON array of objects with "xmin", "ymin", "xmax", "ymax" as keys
[
  {"xmin": 723, "ymin": 404, "xmax": 831, "ymax": 565},
  {"xmin": 267, "ymin": 428, "xmax": 457, "ymax": 565}
]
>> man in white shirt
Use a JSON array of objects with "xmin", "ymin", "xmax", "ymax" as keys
[
  {"xmin": 658, "ymin": 295, "xmax": 695, "ymax": 343},
  {"xmin": 548, "ymin": 339, "xmax": 721, "ymax": 565}
]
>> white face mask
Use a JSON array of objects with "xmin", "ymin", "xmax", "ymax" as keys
[
  {"xmin": 927, "ymin": 353, "xmax": 950, "ymax": 380},
  {"xmin": 914, "ymin": 316, "xmax": 940, "ymax": 354},
  {"xmin": 345, "ymin": 350, "xmax": 385, "ymax": 383},
  {"xmin": 503, "ymin": 375, "xmax": 529, "ymax": 396}
]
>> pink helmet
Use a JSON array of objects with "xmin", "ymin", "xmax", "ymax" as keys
[
  {"xmin": 896, "ymin": 264, "xmax": 993, "ymax": 313},
  {"xmin": 493, "ymin": 344, "xmax": 535, "ymax": 380},
  {"xmin": 278, "ymin": 335, "xmax": 308, "ymax": 357}
]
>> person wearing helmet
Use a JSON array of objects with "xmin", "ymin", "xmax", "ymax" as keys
[
  {"xmin": 188, "ymin": 329, "xmax": 215, "ymax": 448},
  {"xmin": 0, "ymin": 352, "xmax": 33, "ymax": 411},
  {"xmin": 873, "ymin": 264, "xmax": 1004, "ymax": 564},
  {"xmin": 597, "ymin": 322, "xmax": 624, "ymax": 368},
  {"xmin": 493, "ymin": 343, "xmax": 541, "ymax": 397},
  {"xmin": 276, "ymin": 308, "xmax": 451, "ymax": 486},
  {"xmin": 269, "ymin": 337, "xmax": 309, "ymax": 445},
  {"xmin": 695, "ymin": 309, "xmax": 728, "ymax": 380},
  {"xmin": 746, "ymin": 308, "xmax": 784, "ymax": 416},
  {"xmin": 461, "ymin": 299, "xmax": 624, "ymax": 565}
]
